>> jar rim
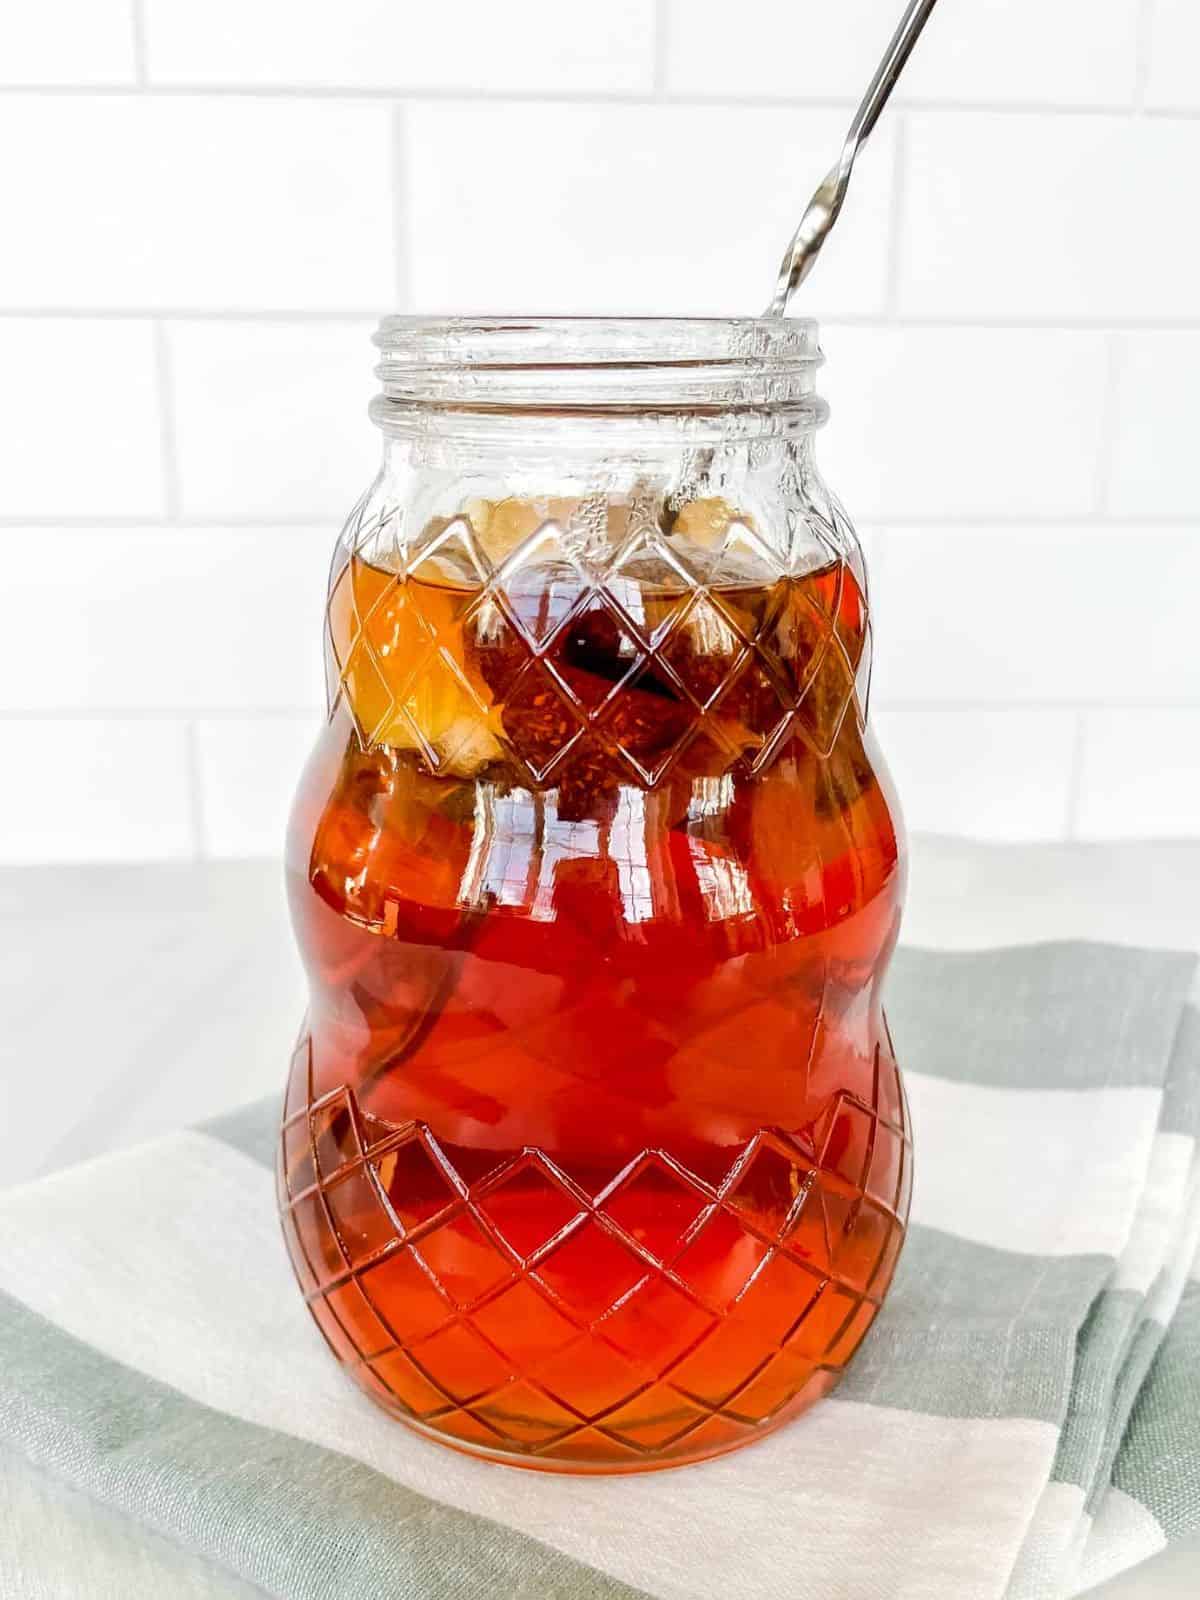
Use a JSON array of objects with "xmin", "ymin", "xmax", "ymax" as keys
[
  {"xmin": 373, "ymin": 316, "xmax": 823, "ymax": 421},
  {"xmin": 374, "ymin": 315, "xmax": 821, "ymax": 368}
]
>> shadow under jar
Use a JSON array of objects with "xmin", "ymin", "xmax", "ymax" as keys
[{"xmin": 278, "ymin": 317, "xmax": 911, "ymax": 1473}]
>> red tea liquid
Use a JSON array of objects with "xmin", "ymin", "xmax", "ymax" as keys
[{"xmin": 280, "ymin": 523, "xmax": 909, "ymax": 1471}]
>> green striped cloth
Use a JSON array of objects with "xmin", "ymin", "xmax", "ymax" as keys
[{"xmin": 1, "ymin": 838, "xmax": 1198, "ymax": 1599}]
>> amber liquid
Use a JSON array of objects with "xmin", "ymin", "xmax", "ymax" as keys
[{"xmin": 281, "ymin": 537, "xmax": 909, "ymax": 1471}]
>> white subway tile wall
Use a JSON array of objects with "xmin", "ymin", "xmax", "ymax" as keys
[
  {"xmin": 2, "ymin": 0, "xmax": 1196, "ymax": 861},
  {"xmin": 1077, "ymin": 712, "xmax": 1200, "ymax": 840},
  {"xmin": 193, "ymin": 716, "xmax": 321, "ymax": 858},
  {"xmin": 0, "ymin": 529, "xmax": 330, "ymax": 712},
  {"xmin": 665, "ymin": 0, "xmax": 1140, "ymax": 109},
  {"xmin": 0, "ymin": 321, "xmax": 164, "ymax": 518},
  {"xmin": 872, "ymin": 708, "xmax": 1079, "ymax": 843},
  {"xmin": 142, "ymin": 0, "xmax": 657, "ymax": 93},
  {"xmin": 1109, "ymin": 333, "xmax": 1200, "ymax": 518},
  {"xmin": 0, "ymin": 99, "xmax": 395, "ymax": 311},
  {"xmin": 404, "ymin": 102, "xmax": 895, "ymax": 316},
  {"xmin": 0, "ymin": 2, "xmax": 136, "ymax": 86},
  {"xmin": 0, "ymin": 721, "xmax": 194, "ymax": 863},
  {"xmin": 166, "ymin": 322, "xmax": 377, "ymax": 519},
  {"xmin": 871, "ymin": 528, "xmax": 1200, "ymax": 707},
  {"xmin": 1143, "ymin": 0, "xmax": 1200, "ymax": 113},
  {"xmin": 819, "ymin": 326, "xmax": 1111, "ymax": 519},
  {"xmin": 898, "ymin": 113, "xmax": 1200, "ymax": 321}
]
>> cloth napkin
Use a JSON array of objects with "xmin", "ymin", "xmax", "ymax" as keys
[{"xmin": 1, "ymin": 837, "xmax": 1199, "ymax": 1600}]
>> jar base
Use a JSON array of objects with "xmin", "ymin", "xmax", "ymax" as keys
[{"xmin": 354, "ymin": 1364, "xmax": 841, "ymax": 1475}]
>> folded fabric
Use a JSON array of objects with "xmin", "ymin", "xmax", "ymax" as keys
[{"xmin": 1, "ymin": 838, "xmax": 1198, "ymax": 1600}]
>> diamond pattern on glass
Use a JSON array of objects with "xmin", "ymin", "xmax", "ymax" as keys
[
  {"xmin": 325, "ymin": 496, "xmax": 871, "ymax": 785},
  {"xmin": 280, "ymin": 1066, "xmax": 909, "ymax": 1466}
]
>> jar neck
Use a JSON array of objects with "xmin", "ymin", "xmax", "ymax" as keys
[{"xmin": 374, "ymin": 422, "xmax": 823, "ymax": 490}]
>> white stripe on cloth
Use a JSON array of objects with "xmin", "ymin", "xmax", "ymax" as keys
[
  {"xmin": 0, "ymin": 1132, "xmax": 1057, "ymax": 1600},
  {"xmin": 1144, "ymin": 1165, "xmax": 1200, "ymax": 1329},
  {"xmin": 1111, "ymin": 1133, "xmax": 1195, "ymax": 1297},
  {"xmin": 905, "ymin": 1074, "xmax": 1162, "ymax": 1259},
  {"xmin": 1074, "ymin": 1490, "xmax": 1166, "ymax": 1596},
  {"xmin": 1010, "ymin": 1152, "xmax": 1200, "ymax": 1598},
  {"xmin": 1007, "ymin": 1482, "xmax": 1090, "ymax": 1600}
]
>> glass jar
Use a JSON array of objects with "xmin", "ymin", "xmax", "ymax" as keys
[{"xmin": 278, "ymin": 317, "xmax": 910, "ymax": 1473}]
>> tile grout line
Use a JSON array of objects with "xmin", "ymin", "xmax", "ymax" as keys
[
  {"xmin": 882, "ymin": 112, "xmax": 908, "ymax": 320},
  {"xmin": 652, "ymin": 0, "xmax": 670, "ymax": 97},
  {"xmin": 0, "ymin": 84, "xmax": 1195, "ymax": 117},
  {"xmin": 390, "ymin": 103, "xmax": 411, "ymax": 311},
  {"xmin": 0, "ymin": 709, "xmax": 324, "ymax": 722},
  {"xmin": 0, "ymin": 309, "xmax": 379, "ymax": 323},
  {"xmin": 868, "ymin": 517, "xmax": 1200, "ymax": 529},
  {"xmin": 872, "ymin": 699, "xmax": 1200, "ymax": 713},
  {"xmin": 151, "ymin": 321, "xmax": 182, "ymax": 521},
  {"xmin": 0, "ymin": 516, "xmax": 340, "ymax": 530},
  {"xmin": 1063, "ymin": 710, "xmax": 1089, "ymax": 841},
  {"xmin": 1091, "ymin": 332, "xmax": 1125, "ymax": 518},
  {"xmin": 1133, "ymin": 0, "xmax": 1155, "ymax": 112},
  {"xmin": 183, "ymin": 720, "xmax": 208, "ymax": 861},
  {"xmin": 9, "ymin": 309, "xmax": 1200, "ymax": 333},
  {"xmin": 129, "ymin": 0, "xmax": 149, "ymax": 89}
]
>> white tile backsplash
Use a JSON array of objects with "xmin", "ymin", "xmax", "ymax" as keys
[
  {"xmin": 0, "ymin": 98, "xmax": 394, "ymax": 311},
  {"xmin": 872, "ymin": 526, "xmax": 1200, "ymax": 706},
  {"xmin": 1144, "ymin": 0, "xmax": 1200, "ymax": 111},
  {"xmin": 194, "ymin": 715, "xmax": 320, "ymax": 858},
  {"xmin": 666, "ymin": 0, "xmax": 1140, "ymax": 109},
  {"xmin": 0, "ymin": 320, "xmax": 164, "ymax": 517},
  {"xmin": 899, "ymin": 0, "xmax": 1140, "ymax": 108},
  {"xmin": 819, "ymin": 326, "xmax": 1110, "ymax": 520},
  {"xmin": 2, "ymin": 5, "xmax": 1198, "ymax": 856},
  {"xmin": 898, "ymin": 112, "xmax": 1200, "ymax": 322},
  {"xmin": 405, "ymin": 101, "xmax": 895, "ymax": 317},
  {"xmin": 145, "ymin": 0, "xmax": 656, "ymax": 92},
  {"xmin": 1077, "ymin": 711, "xmax": 1200, "ymax": 839},
  {"xmin": 0, "ymin": 719, "xmax": 194, "ymax": 863},
  {"xmin": 167, "ymin": 321, "xmax": 377, "ymax": 520},
  {"xmin": 873, "ymin": 707, "xmax": 1077, "ymax": 842},
  {"xmin": 0, "ymin": 528, "xmax": 330, "ymax": 713},
  {"xmin": 0, "ymin": 1, "xmax": 137, "ymax": 86},
  {"xmin": 1109, "ymin": 333, "xmax": 1200, "ymax": 518}
]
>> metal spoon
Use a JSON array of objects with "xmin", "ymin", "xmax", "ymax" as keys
[{"xmin": 765, "ymin": 0, "xmax": 940, "ymax": 317}]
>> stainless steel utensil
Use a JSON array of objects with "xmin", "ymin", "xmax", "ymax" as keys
[{"xmin": 765, "ymin": 0, "xmax": 940, "ymax": 317}]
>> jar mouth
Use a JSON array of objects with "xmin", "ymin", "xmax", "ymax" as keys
[{"xmin": 373, "ymin": 315, "xmax": 823, "ymax": 416}]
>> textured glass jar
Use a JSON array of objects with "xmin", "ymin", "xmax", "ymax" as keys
[{"xmin": 278, "ymin": 318, "xmax": 911, "ymax": 1473}]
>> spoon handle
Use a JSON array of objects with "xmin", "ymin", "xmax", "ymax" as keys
[{"xmin": 765, "ymin": 0, "xmax": 940, "ymax": 317}]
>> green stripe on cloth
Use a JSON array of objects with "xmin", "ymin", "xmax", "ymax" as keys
[
  {"xmin": 1162, "ymin": 1006, "xmax": 1200, "ymax": 1137},
  {"xmin": 888, "ymin": 945, "xmax": 1196, "ymax": 1091},
  {"xmin": 1086, "ymin": 1303, "xmax": 1175, "ymax": 1517},
  {"xmin": 204, "ymin": 1097, "xmax": 279, "ymax": 1171},
  {"xmin": 0, "ymin": 1441, "xmax": 264, "ymax": 1599},
  {"xmin": 0, "ymin": 1289, "xmax": 650, "ymax": 1600},
  {"xmin": 1051, "ymin": 1288, "xmax": 1145, "ymax": 1491},
  {"xmin": 1043, "ymin": 999, "xmax": 1200, "ymax": 1500},
  {"xmin": 839, "ymin": 1321, "xmax": 1075, "ymax": 1424},
  {"xmin": 880, "ymin": 1229, "xmax": 1110, "ymax": 1329},
  {"xmin": 1112, "ymin": 1279, "xmax": 1200, "ymax": 1538}
]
